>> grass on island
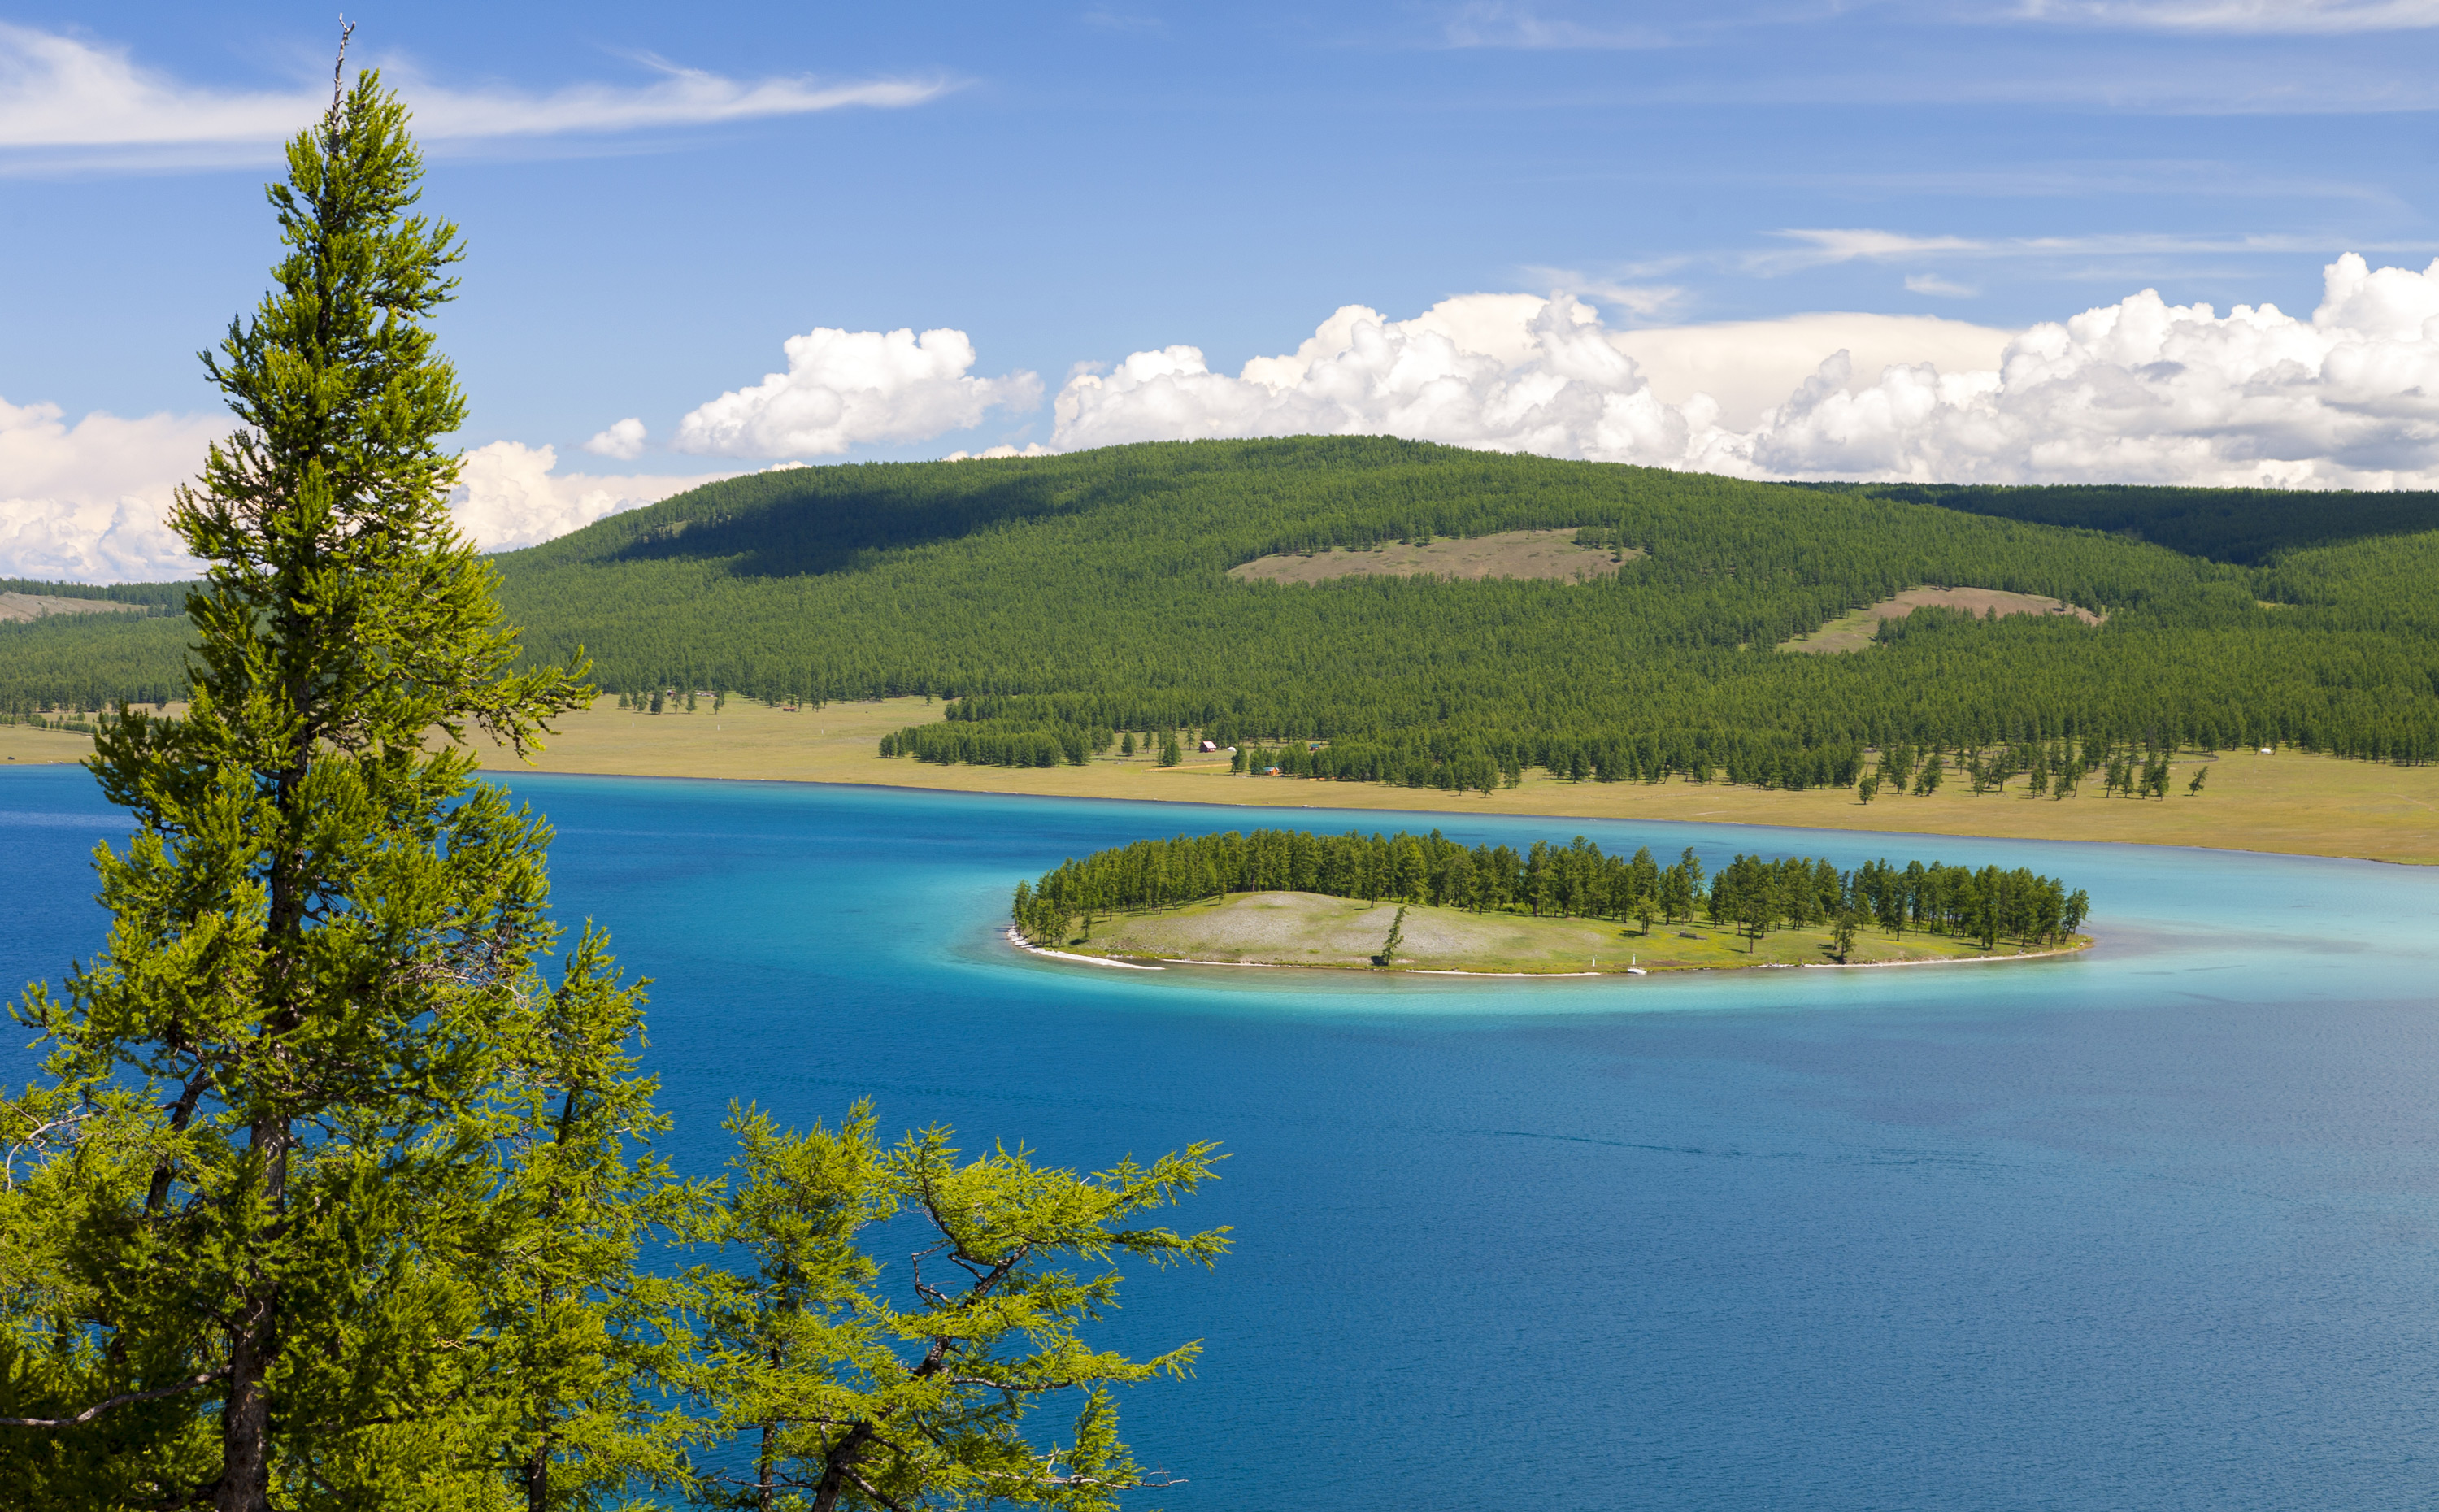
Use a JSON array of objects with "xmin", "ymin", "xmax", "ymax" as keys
[
  {"xmin": 1226, "ymin": 528, "xmax": 1639, "ymax": 586},
  {"xmin": 11, "ymin": 693, "xmax": 2438, "ymax": 866},
  {"xmin": 1050, "ymin": 891, "xmax": 2075, "ymax": 974},
  {"xmin": 1778, "ymin": 586, "xmax": 2106, "ymax": 654}
]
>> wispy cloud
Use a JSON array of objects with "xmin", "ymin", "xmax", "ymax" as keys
[
  {"xmin": 1079, "ymin": 9, "xmax": 1167, "ymax": 33},
  {"xmin": 0, "ymin": 24, "xmax": 949, "ymax": 172},
  {"xmin": 1440, "ymin": 3, "xmax": 1677, "ymax": 49},
  {"xmin": 1793, "ymin": 159, "xmax": 2401, "ymax": 203},
  {"xmin": 1905, "ymin": 272, "xmax": 1982, "ymax": 297},
  {"xmin": 1750, "ymin": 225, "xmax": 2439, "ymax": 273},
  {"xmin": 1520, "ymin": 264, "xmax": 1689, "ymax": 319},
  {"xmin": 2013, "ymin": 0, "xmax": 2439, "ymax": 33},
  {"xmin": 1749, "ymin": 229, "xmax": 1988, "ymax": 272}
]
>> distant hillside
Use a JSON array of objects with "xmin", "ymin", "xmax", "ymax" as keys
[
  {"xmin": 7, "ymin": 438, "xmax": 2437, "ymax": 779},
  {"xmin": 1819, "ymin": 482, "xmax": 2439, "ymax": 564}
]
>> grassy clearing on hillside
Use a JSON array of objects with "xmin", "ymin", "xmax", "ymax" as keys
[
  {"xmin": 1227, "ymin": 528, "xmax": 1639, "ymax": 585},
  {"xmin": 1780, "ymin": 586, "xmax": 2106, "ymax": 654},
  {"xmin": 0, "ymin": 593, "xmax": 146, "ymax": 624},
  {"xmin": 1057, "ymin": 891, "xmax": 2075, "ymax": 973}
]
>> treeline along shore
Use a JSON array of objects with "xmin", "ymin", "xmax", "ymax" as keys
[{"xmin": 1014, "ymin": 827, "xmax": 2090, "ymax": 972}]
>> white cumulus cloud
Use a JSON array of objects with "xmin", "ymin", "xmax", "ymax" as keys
[
  {"xmin": 584, "ymin": 417, "xmax": 648, "ymax": 461},
  {"xmin": 672, "ymin": 326, "xmax": 1042, "ymax": 458},
  {"xmin": 0, "ymin": 23, "xmax": 946, "ymax": 171},
  {"xmin": 0, "ymin": 397, "xmax": 221, "ymax": 580},
  {"xmin": 0, "ymin": 402, "xmax": 734, "ymax": 581},
  {"xmin": 449, "ymin": 443, "xmax": 734, "ymax": 551},
  {"xmin": 1055, "ymin": 296, "xmax": 1713, "ymax": 461},
  {"xmin": 1049, "ymin": 254, "xmax": 2439, "ymax": 489},
  {"xmin": 1614, "ymin": 312, "xmax": 2011, "ymax": 430},
  {"xmin": 1737, "ymin": 253, "xmax": 2439, "ymax": 485},
  {"xmin": 945, "ymin": 442, "xmax": 1055, "ymax": 460}
]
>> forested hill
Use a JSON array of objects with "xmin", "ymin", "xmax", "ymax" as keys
[
  {"xmin": 7, "ymin": 437, "xmax": 2439, "ymax": 781},
  {"xmin": 1819, "ymin": 481, "xmax": 2439, "ymax": 564}
]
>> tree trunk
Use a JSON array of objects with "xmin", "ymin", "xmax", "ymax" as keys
[
  {"xmin": 220, "ymin": 750, "xmax": 305, "ymax": 1512},
  {"xmin": 526, "ymin": 1436, "xmax": 552, "ymax": 1512},
  {"xmin": 216, "ymin": 1116, "xmax": 288, "ymax": 1512},
  {"xmin": 811, "ymin": 1423, "xmax": 875, "ymax": 1512},
  {"xmin": 758, "ymin": 1416, "xmax": 776, "ymax": 1512}
]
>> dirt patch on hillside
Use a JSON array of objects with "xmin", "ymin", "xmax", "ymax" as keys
[
  {"xmin": 0, "ymin": 592, "xmax": 144, "ymax": 624},
  {"xmin": 1229, "ymin": 528, "xmax": 1640, "ymax": 586},
  {"xmin": 1780, "ymin": 586, "xmax": 2104, "ymax": 654}
]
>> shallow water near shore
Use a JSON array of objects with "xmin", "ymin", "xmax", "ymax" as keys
[{"xmin": 7, "ymin": 766, "xmax": 2439, "ymax": 1509}]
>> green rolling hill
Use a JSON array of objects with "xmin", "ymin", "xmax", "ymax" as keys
[{"xmin": 7, "ymin": 437, "xmax": 2438, "ymax": 785}]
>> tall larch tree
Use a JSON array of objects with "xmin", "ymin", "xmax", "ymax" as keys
[{"xmin": 0, "ymin": 47, "xmax": 647, "ymax": 1512}]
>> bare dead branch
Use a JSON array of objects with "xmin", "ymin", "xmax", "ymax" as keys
[
  {"xmin": 0, "ymin": 1369, "xmax": 228, "ymax": 1430},
  {"xmin": 328, "ymin": 18, "xmax": 355, "ymax": 119}
]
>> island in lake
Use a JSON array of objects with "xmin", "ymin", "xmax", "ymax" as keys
[{"xmin": 1011, "ymin": 828, "xmax": 2091, "ymax": 975}]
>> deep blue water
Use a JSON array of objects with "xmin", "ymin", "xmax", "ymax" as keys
[{"xmin": 7, "ymin": 765, "xmax": 2439, "ymax": 1510}]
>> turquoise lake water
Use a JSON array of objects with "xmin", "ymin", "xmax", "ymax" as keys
[{"xmin": 7, "ymin": 764, "xmax": 2439, "ymax": 1509}]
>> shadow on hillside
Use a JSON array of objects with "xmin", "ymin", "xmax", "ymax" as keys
[
  {"xmin": 591, "ymin": 470, "xmax": 1083, "ymax": 578},
  {"xmin": 1815, "ymin": 483, "xmax": 2439, "ymax": 564}
]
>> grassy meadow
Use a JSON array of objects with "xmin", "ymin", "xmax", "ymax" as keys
[
  {"xmin": 1055, "ymin": 891, "xmax": 2076, "ymax": 974},
  {"xmin": 11, "ymin": 694, "xmax": 2434, "ymax": 864}
]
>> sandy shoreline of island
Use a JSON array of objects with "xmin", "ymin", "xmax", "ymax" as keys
[{"xmin": 1003, "ymin": 926, "xmax": 2092, "ymax": 980}]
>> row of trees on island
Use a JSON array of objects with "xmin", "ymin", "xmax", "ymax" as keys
[
  {"xmin": 0, "ymin": 80, "xmax": 1222, "ymax": 1512},
  {"xmin": 1013, "ymin": 828, "xmax": 2089, "ymax": 954}
]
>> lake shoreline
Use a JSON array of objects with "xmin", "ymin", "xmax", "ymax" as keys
[
  {"xmin": 20, "ymin": 695, "xmax": 2439, "ymax": 866},
  {"xmin": 516, "ymin": 689, "xmax": 2438, "ymax": 867},
  {"xmin": 1006, "ymin": 923, "xmax": 2096, "ymax": 979}
]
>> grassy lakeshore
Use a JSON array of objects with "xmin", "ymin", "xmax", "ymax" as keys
[
  {"xmin": 1042, "ymin": 891, "xmax": 2083, "ymax": 974},
  {"xmin": 11, "ymin": 693, "xmax": 2437, "ymax": 864},
  {"xmin": 0, "ymin": 721, "xmax": 101, "ymax": 766}
]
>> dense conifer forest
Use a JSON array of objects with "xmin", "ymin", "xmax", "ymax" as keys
[
  {"xmin": 1013, "ymin": 827, "xmax": 2091, "ymax": 954},
  {"xmin": 7, "ymin": 438, "xmax": 2439, "ymax": 782},
  {"xmin": 1825, "ymin": 482, "xmax": 2439, "ymax": 564}
]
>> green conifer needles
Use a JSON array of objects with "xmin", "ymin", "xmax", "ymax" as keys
[
  {"xmin": 0, "ymin": 68, "xmax": 604, "ymax": 1511},
  {"xmin": 0, "ymin": 63, "xmax": 1225, "ymax": 1512},
  {"xmin": 680, "ymin": 1103, "xmax": 1228, "ymax": 1511}
]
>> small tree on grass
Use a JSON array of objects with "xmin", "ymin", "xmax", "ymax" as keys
[
  {"xmin": 680, "ymin": 1102, "xmax": 1227, "ymax": 1512},
  {"xmin": 1373, "ymin": 906, "xmax": 1408, "ymax": 968},
  {"xmin": 1737, "ymin": 889, "xmax": 1771, "ymax": 953},
  {"xmin": 1832, "ymin": 910, "xmax": 1860, "ymax": 963},
  {"xmin": 2187, "ymin": 765, "xmax": 2209, "ymax": 797}
]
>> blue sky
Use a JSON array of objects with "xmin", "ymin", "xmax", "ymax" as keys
[{"xmin": 7, "ymin": 2, "xmax": 2439, "ymax": 576}]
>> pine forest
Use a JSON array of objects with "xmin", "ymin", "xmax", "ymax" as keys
[{"xmin": 8, "ymin": 439, "xmax": 2439, "ymax": 797}]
